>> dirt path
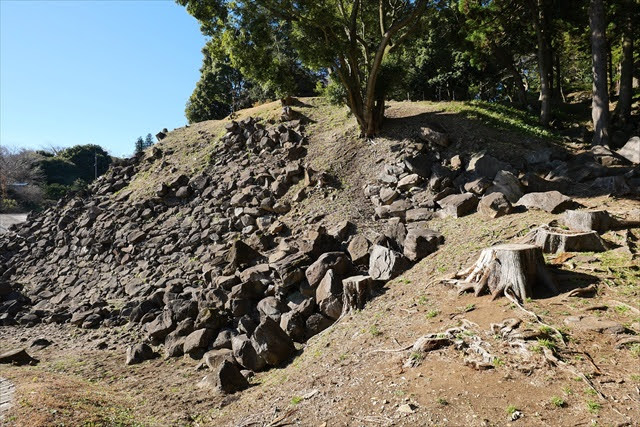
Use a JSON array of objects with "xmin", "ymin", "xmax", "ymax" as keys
[
  {"xmin": 0, "ymin": 377, "xmax": 15, "ymax": 423},
  {"xmin": 0, "ymin": 214, "xmax": 27, "ymax": 234}
]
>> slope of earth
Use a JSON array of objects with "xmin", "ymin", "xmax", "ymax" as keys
[{"xmin": 1, "ymin": 98, "xmax": 639, "ymax": 426}]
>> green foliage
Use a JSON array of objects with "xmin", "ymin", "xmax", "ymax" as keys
[
  {"xmin": 134, "ymin": 134, "xmax": 155, "ymax": 155},
  {"xmin": 505, "ymin": 405, "xmax": 518, "ymax": 415},
  {"xmin": 585, "ymin": 400, "xmax": 601, "ymax": 414},
  {"xmin": 425, "ymin": 310, "xmax": 439, "ymax": 319},
  {"xmin": 36, "ymin": 144, "xmax": 111, "ymax": 199},
  {"xmin": 551, "ymin": 396, "xmax": 566, "ymax": 408}
]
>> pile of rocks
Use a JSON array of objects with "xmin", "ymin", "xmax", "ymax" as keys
[
  {"xmin": 365, "ymin": 129, "xmax": 640, "ymax": 224},
  {"xmin": 0, "ymin": 116, "xmax": 443, "ymax": 393}
]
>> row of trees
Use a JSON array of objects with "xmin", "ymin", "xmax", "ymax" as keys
[
  {"xmin": 179, "ymin": 0, "xmax": 638, "ymax": 144},
  {"xmin": 0, "ymin": 144, "xmax": 112, "ymax": 212},
  {"xmin": 135, "ymin": 134, "xmax": 155, "ymax": 156}
]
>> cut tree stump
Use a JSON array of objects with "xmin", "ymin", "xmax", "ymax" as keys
[
  {"xmin": 342, "ymin": 275, "xmax": 373, "ymax": 314},
  {"xmin": 455, "ymin": 243, "xmax": 557, "ymax": 301},
  {"xmin": 562, "ymin": 210, "xmax": 613, "ymax": 233},
  {"xmin": 524, "ymin": 225, "xmax": 605, "ymax": 253},
  {"xmin": 561, "ymin": 209, "xmax": 640, "ymax": 233}
]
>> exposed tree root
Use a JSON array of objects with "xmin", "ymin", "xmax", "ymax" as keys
[{"xmin": 452, "ymin": 244, "xmax": 557, "ymax": 301}]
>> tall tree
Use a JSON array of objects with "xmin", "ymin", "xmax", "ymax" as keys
[
  {"xmin": 178, "ymin": 0, "xmax": 429, "ymax": 137},
  {"xmin": 460, "ymin": 0, "xmax": 533, "ymax": 106},
  {"xmin": 613, "ymin": 0, "xmax": 634, "ymax": 127},
  {"xmin": 589, "ymin": 0, "xmax": 609, "ymax": 145},
  {"xmin": 528, "ymin": 0, "xmax": 553, "ymax": 126},
  {"xmin": 135, "ymin": 137, "xmax": 144, "ymax": 156},
  {"xmin": 144, "ymin": 133, "xmax": 155, "ymax": 149}
]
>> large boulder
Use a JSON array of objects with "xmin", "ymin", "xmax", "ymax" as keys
[
  {"xmin": 227, "ymin": 240, "xmax": 262, "ymax": 268},
  {"xmin": 315, "ymin": 270, "xmax": 343, "ymax": 320},
  {"xmin": 305, "ymin": 252, "xmax": 351, "ymax": 290},
  {"xmin": 617, "ymin": 136, "xmax": 640, "ymax": 164},
  {"xmin": 0, "ymin": 348, "xmax": 38, "ymax": 366},
  {"xmin": 208, "ymin": 359, "xmax": 250, "ymax": 393},
  {"xmin": 477, "ymin": 192, "xmax": 513, "ymax": 219},
  {"xmin": 368, "ymin": 245, "xmax": 405, "ymax": 281},
  {"xmin": 487, "ymin": 171, "xmax": 523, "ymax": 203},
  {"xmin": 347, "ymin": 235, "xmax": 370, "ymax": 265},
  {"xmin": 403, "ymin": 228, "xmax": 443, "ymax": 262},
  {"xmin": 232, "ymin": 334, "xmax": 265, "ymax": 372},
  {"xmin": 125, "ymin": 343, "xmax": 156, "ymax": 366},
  {"xmin": 257, "ymin": 296, "xmax": 289, "ymax": 323},
  {"xmin": 516, "ymin": 191, "xmax": 574, "ymax": 213},
  {"xmin": 466, "ymin": 153, "xmax": 511, "ymax": 179},
  {"xmin": 251, "ymin": 317, "xmax": 296, "ymax": 366},
  {"xmin": 183, "ymin": 328, "xmax": 215, "ymax": 357},
  {"xmin": 437, "ymin": 193, "xmax": 478, "ymax": 218}
]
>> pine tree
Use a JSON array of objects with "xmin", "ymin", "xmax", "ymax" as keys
[
  {"xmin": 134, "ymin": 136, "xmax": 144, "ymax": 156},
  {"xmin": 144, "ymin": 133, "xmax": 154, "ymax": 149}
]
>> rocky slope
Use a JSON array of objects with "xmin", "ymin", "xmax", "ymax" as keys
[{"xmin": 1, "ymin": 99, "xmax": 639, "ymax": 419}]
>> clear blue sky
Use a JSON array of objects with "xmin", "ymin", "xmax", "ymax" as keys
[{"xmin": 1, "ymin": 0, "xmax": 206, "ymax": 157}]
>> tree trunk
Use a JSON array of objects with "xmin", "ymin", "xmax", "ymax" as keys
[
  {"xmin": 455, "ymin": 243, "xmax": 557, "ymax": 301},
  {"xmin": 492, "ymin": 43, "xmax": 527, "ymax": 106},
  {"xmin": 342, "ymin": 275, "xmax": 373, "ymax": 314},
  {"xmin": 531, "ymin": 0, "xmax": 552, "ymax": 126},
  {"xmin": 614, "ymin": 0, "xmax": 633, "ymax": 126},
  {"xmin": 554, "ymin": 51, "xmax": 563, "ymax": 102},
  {"xmin": 590, "ymin": 0, "xmax": 610, "ymax": 146}
]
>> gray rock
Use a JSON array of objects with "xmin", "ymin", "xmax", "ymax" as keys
[
  {"xmin": 617, "ymin": 136, "xmax": 639, "ymax": 164},
  {"xmin": 466, "ymin": 153, "xmax": 511, "ymax": 180},
  {"xmin": 487, "ymin": 170, "xmax": 523, "ymax": 203},
  {"xmin": 210, "ymin": 359, "xmax": 249, "ymax": 393},
  {"xmin": 279, "ymin": 310, "xmax": 306, "ymax": 342},
  {"xmin": 406, "ymin": 208, "xmax": 434, "ymax": 222},
  {"xmin": 305, "ymin": 252, "xmax": 351, "ymax": 290},
  {"xmin": 0, "ymin": 348, "xmax": 38, "ymax": 366},
  {"xmin": 125, "ymin": 343, "xmax": 155, "ymax": 365},
  {"xmin": 305, "ymin": 313, "xmax": 333, "ymax": 338},
  {"xmin": 232, "ymin": 334, "xmax": 265, "ymax": 371},
  {"xmin": 477, "ymin": 192, "xmax": 513, "ymax": 219},
  {"xmin": 184, "ymin": 328, "xmax": 215, "ymax": 356},
  {"xmin": 315, "ymin": 270, "xmax": 343, "ymax": 320},
  {"xmin": 403, "ymin": 228, "xmax": 443, "ymax": 262},
  {"xmin": 251, "ymin": 317, "xmax": 296, "ymax": 366},
  {"xmin": 397, "ymin": 173, "xmax": 421, "ymax": 190},
  {"xmin": 419, "ymin": 127, "xmax": 449, "ymax": 147},
  {"xmin": 463, "ymin": 178, "xmax": 491, "ymax": 196},
  {"xmin": 257, "ymin": 296, "xmax": 289, "ymax": 323},
  {"xmin": 368, "ymin": 245, "xmax": 405, "ymax": 281},
  {"xmin": 591, "ymin": 176, "xmax": 630, "ymax": 195},
  {"xmin": 437, "ymin": 193, "xmax": 478, "ymax": 218},
  {"xmin": 379, "ymin": 187, "xmax": 398, "ymax": 205},
  {"xmin": 516, "ymin": 191, "xmax": 574, "ymax": 213},
  {"xmin": 347, "ymin": 235, "xmax": 370, "ymax": 265}
]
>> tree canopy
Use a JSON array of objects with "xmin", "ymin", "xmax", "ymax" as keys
[{"xmin": 178, "ymin": 0, "xmax": 639, "ymax": 141}]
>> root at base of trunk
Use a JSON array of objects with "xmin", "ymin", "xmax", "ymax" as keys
[{"xmin": 453, "ymin": 243, "xmax": 557, "ymax": 301}]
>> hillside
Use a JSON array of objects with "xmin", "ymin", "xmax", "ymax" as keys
[{"xmin": 1, "ymin": 98, "xmax": 639, "ymax": 427}]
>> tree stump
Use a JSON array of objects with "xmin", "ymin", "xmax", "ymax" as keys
[
  {"xmin": 562, "ymin": 209, "xmax": 640, "ymax": 233},
  {"xmin": 455, "ymin": 243, "xmax": 557, "ymax": 301},
  {"xmin": 561, "ymin": 210, "xmax": 613, "ymax": 233},
  {"xmin": 342, "ymin": 275, "xmax": 373, "ymax": 314},
  {"xmin": 524, "ymin": 225, "xmax": 605, "ymax": 253}
]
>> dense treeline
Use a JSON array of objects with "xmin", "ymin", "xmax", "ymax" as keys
[
  {"xmin": 180, "ymin": 0, "xmax": 639, "ymax": 143},
  {"xmin": 0, "ymin": 144, "xmax": 112, "ymax": 212}
]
